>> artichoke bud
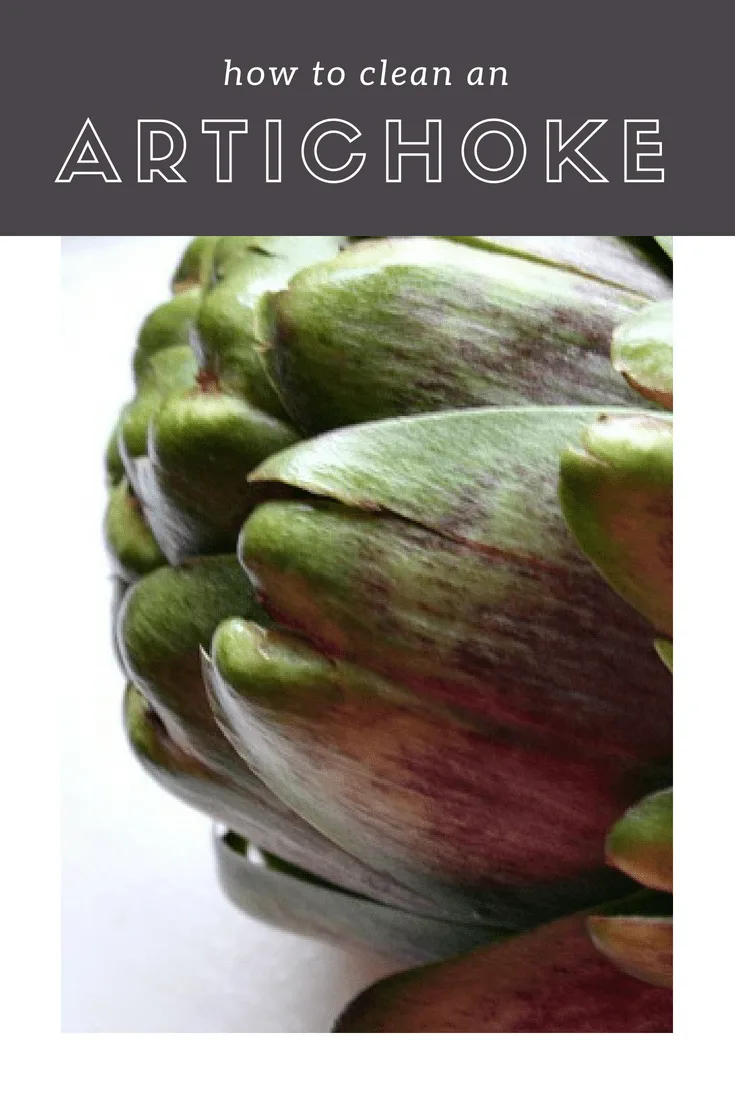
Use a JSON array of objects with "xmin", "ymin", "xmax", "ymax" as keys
[
  {"xmin": 611, "ymin": 299, "xmax": 673, "ymax": 410},
  {"xmin": 170, "ymin": 236, "xmax": 219, "ymax": 294},
  {"xmin": 105, "ymin": 237, "xmax": 678, "ymax": 993},
  {"xmin": 260, "ymin": 236, "xmax": 665, "ymax": 435},
  {"xmin": 559, "ymin": 412, "xmax": 673, "ymax": 636}
]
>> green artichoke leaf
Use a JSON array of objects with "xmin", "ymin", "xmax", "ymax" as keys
[
  {"xmin": 123, "ymin": 683, "xmax": 434, "ymax": 913},
  {"xmin": 104, "ymin": 477, "xmax": 166, "ymax": 581},
  {"xmin": 208, "ymin": 235, "xmax": 347, "ymax": 288},
  {"xmin": 133, "ymin": 290, "xmax": 202, "ymax": 386},
  {"xmin": 333, "ymin": 908, "xmax": 672, "ymax": 1032},
  {"xmin": 215, "ymin": 828, "xmax": 507, "ymax": 965},
  {"xmin": 141, "ymin": 388, "xmax": 300, "ymax": 563},
  {"xmin": 196, "ymin": 236, "xmax": 346, "ymax": 417},
  {"xmin": 110, "ymin": 577, "xmax": 129, "ymax": 672},
  {"xmin": 246, "ymin": 407, "xmax": 671, "ymax": 748},
  {"xmin": 105, "ymin": 427, "xmax": 126, "ymax": 486},
  {"xmin": 655, "ymin": 638, "xmax": 673, "ymax": 671},
  {"xmin": 559, "ymin": 412, "xmax": 673, "ymax": 635},
  {"xmin": 251, "ymin": 406, "xmax": 632, "ymax": 556},
  {"xmin": 208, "ymin": 617, "xmax": 638, "ymax": 926},
  {"xmin": 118, "ymin": 388, "xmax": 168, "ymax": 465},
  {"xmin": 170, "ymin": 236, "xmax": 220, "ymax": 294},
  {"xmin": 444, "ymin": 236, "xmax": 672, "ymax": 298},
  {"xmin": 118, "ymin": 344, "xmax": 200, "ymax": 465},
  {"xmin": 260, "ymin": 237, "xmax": 655, "ymax": 434},
  {"xmin": 117, "ymin": 555, "xmax": 269, "ymax": 775},
  {"xmin": 655, "ymin": 236, "xmax": 673, "ymax": 259},
  {"xmin": 611, "ymin": 299, "xmax": 673, "ymax": 409},
  {"xmin": 605, "ymin": 788, "xmax": 672, "ymax": 893},
  {"xmin": 132, "ymin": 238, "xmax": 347, "ymax": 564},
  {"xmin": 124, "ymin": 680, "xmax": 217, "ymax": 777}
]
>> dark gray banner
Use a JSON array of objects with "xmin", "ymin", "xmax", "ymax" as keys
[{"xmin": 2, "ymin": 0, "xmax": 729, "ymax": 232}]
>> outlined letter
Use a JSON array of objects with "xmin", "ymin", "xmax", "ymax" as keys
[
  {"xmin": 546, "ymin": 119, "xmax": 607, "ymax": 182},
  {"xmin": 55, "ymin": 118, "xmax": 121, "ymax": 183},
  {"xmin": 266, "ymin": 119, "xmax": 282, "ymax": 182},
  {"xmin": 624, "ymin": 120, "xmax": 665, "ymax": 182},
  {"xmin": 386, "ymin": 119, "xmax": 441, "ymax": 183},
  {"xmin": 138, "ymin": 120, "xmax": 187, "ymax": 182},
  {"xmin": 301, "ymin": 119, "xmax": 366, "ymax": 183},
  {"xmin": 461, "ymin": 119, "xmax": 526, "ymax": 183},
  {"xmin": 202, "ymin": 120, "xmax": 248, "ymax": 182}
]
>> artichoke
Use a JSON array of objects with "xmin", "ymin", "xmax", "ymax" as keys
[{"xmin": 106, "ymin": 235, "xmax": 673, "ymax": 1030}]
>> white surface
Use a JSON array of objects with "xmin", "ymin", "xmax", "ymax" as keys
[{"xmin": 60, "ymin": 236, "xmax": 397, "ymax": 1033}]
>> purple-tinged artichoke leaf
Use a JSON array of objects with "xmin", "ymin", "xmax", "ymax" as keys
[
  {"xmin": 260, "ymin": 238, "xmax": 653, "ymax": 434},
  {"xmin": 246, "ymin": 408, "xmax": 671, "ymax": 752},
  {"xmin": 124, "ymin": 682, "xmax": 435, "ymax": 914},
  {"xmin": 214, "ymin": 828, "xmax": 507, "ymax": 965},
  {"xmin": 587, "ymin": 913, "xmax": 672, "ymax": 988},
  {"xmin": 209, "ymin": 617, "xmax": 656, "ymax": 928},
  {"xmin": 333, "ymin": 909, "xmax": 672, "ymax": 1032}
]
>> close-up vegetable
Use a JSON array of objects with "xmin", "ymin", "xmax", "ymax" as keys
[{"xmin": 106, "ymin": 236, "xmax": 673, "ymax": 1031}]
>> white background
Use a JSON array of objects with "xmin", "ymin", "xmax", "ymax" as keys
[{"xmin": 60, "ymin": 237, "xmax": 397, "ymax": 1032}]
